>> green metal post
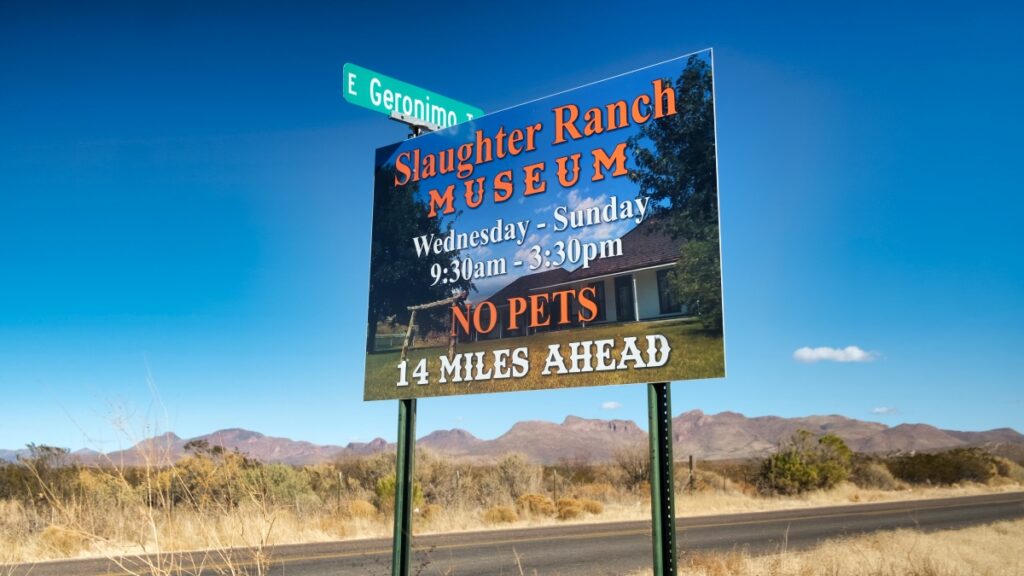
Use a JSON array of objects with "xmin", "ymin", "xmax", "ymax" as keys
[
  {"xmin": 392, "ymin": 397, "xmax": 416, "ymax": 576},
  {"xmin": 648, "ymin": 382, "xmax": 677, "ymax": 575}
]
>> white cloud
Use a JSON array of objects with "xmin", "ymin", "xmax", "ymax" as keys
[
  {"xmin": 513, "ymin": 233, "xmax": 551, "ymax": 265},
  {"xmin": 601, "ymin": 401, "xmax": 622, "ymax": 410},
  {"xmin": 793, "ymin": 345, "xmax": 877, "ymax": 363},
  {"xmin": 871, "ymin": 406, "xmax": 898, "ymax": 415},
  {"xmin": 567, "ymin": 189, "xmax": 606, "ymax": 212}
]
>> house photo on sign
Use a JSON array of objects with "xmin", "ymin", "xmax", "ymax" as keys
[{"xmin": 364, "ymin": 50, "xmax": 724, "ymax": 400}]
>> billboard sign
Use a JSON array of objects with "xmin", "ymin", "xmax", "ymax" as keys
[
  {"xmin": 343, "ymin": 63, "xmax": 484, "ymax": 129},
  {"xmin": 364, "ymin": 49, "xmax": 724, "ymax": 400}
]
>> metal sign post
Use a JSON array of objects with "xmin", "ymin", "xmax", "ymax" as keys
[
  {"xmin": 648, "ymin": 381, "xmax": 678, "ymax": 575},
  {"xmin": 392, "ymin": 396, "xmax": 416, "ymax": 576}
]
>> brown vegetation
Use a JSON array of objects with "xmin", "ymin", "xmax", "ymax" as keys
[
  {"xmin": 0, "ymin": 438, "xmax": 1020, "ymax": 570},
  {"xmin": 627, "ymin": 518, "xmax": 1024, "ymax": 576}
]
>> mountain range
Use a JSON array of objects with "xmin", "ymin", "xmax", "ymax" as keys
[{"xmin": 3, "ymin": 410, "xmax": 1022, "ymax": 465}]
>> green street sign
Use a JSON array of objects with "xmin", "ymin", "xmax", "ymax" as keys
[{"xmin": 343, "ymin": 63, "xmax": 484, "ymax": 129}]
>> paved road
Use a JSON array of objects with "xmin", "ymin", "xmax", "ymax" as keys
[{"xmin": 8, "ymin": 492, "xmax": 1024, "ymax": 576}]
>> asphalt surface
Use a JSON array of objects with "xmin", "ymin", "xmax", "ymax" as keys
[{"xmin": 7, "ymin": 492, "xmax": 1023, "ymax": 576}]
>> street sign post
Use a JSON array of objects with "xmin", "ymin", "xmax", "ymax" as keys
[{"xmin": 343, "ymin": 63, "xmax": 483, "ymax": 129}]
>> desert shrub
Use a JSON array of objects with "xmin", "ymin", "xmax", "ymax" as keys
[
  {"xmin": 0, "ymin": 462, "xmax": 37, "ymax": 502},
  {"xmin": 374, "ymin": 475, "xmax": 424, "ymax": 515},
  {"xmin": 343, "ymin": 499, "xmax": 377, "ymax": 519},
  {"xmin": 0, "ymin": 499, "xmax": 33, "ymax": 540},
  {"xmin": 156, "ymin": 450, "xmax": 262, "ymax": 509},
  {"xmin": 850, "ymin": 459, "xmax": 901, "ymax": 490},
  {"xmin": 418, "ymin": 503, "xmax": 443, "ymax": 523},
  {"xmin": 701, "ymin": 459, "xmax": 761, "ymax": 488},
  {"xmin": 579, "ymin": 498, "xmax": 603, "ymax": 515},
  {"xmin": 14, "ymin": 445, "xmax": 81, "ymax": 506},
  {"xmin": 495, "ymin": 453, "xmax": 540, "ymax": 501},
  {"xmin": 304, "ymin": 463, "xmax": 344, "ymax": 504},
  {"xmin": 337, "ymin": 453, "xmax": 394, "ymax": 497},
  {"xmin": 416, "ymin": 450, "xmax": 472, "ymax": 509},
  {"xmin": 613, "ymin": 445, "xmax": 650, "ymax": 490},
  {"xmin": 688, "ymin": 469, "xmax": 736, "ymax": 493},
  {"xmin": 555, "ymin": 497, "xmax": 583, "ymax": 520},
  {"xmin": 887, "ymin": 448, "xmax": 1000, "ymax": 485},
  {"xmin": 516, "ymin": 493, "xmax": 556, "ymax": 517},
  {"xmin": 246, "ymin": 463, "xmax": 321, "ymax": 512},
  {"xmin": 758, "ymin": 431, "xmax": 852, "ymax": 495},
  {"xmin": 466, "ymin": 465, "xmax": 507, "ymax": 507},
  {"xmin": 576, "ymin": 482, "xmax": 617, "ymax": 502},
  {"xmin": 39, "ymin": 525, "xmax": 87, "ymax": 556},
  {"xmin": 546, "ymin": 459, "xmax": 600, "ymax": 486},
  {"xmin": 76, "ymin": 468, "xmax": 135, "ymax": 508},
  {"xmin": 316, "ymin": 514, "xmax": 348, "ymax": 538},
  {"xmin": 993, "ymin": 457, "xmax": 1024, "ymax": 483},
  {"xmin": 483, "ymin": 505, "xmax": 517, "ymax": 524}
]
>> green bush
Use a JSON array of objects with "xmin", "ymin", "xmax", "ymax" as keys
[
  {"xmin": 374, "ymin": 475, "xmax": 424, "ymax": 515},
  {"xmin": 758, "ymin": 431, "xmax": 852, "ymax": 495},
  {"xmin": 886, "ymin": 448, "xmax": 999, "ymax": 485}
]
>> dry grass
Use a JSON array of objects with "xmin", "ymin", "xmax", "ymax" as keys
[
  {"xmin": 673, "ymin": 481, "xmax": 1024, "ymax": 518},
  {"xmin": 1, "ymin": 442, "xmax": 1020, "ymax": 572},
  {"xmin": 624, "ymin": 518, "xmax": 1024, "ymax": 576},
  {"xmin": 1, "ymin": 473, "xmax": 1019, "ymax": 567}
]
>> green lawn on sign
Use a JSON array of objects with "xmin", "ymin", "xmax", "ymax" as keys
[{"xmin": 364, "ymin": 317, "xmax": 724, "ymax": 400}]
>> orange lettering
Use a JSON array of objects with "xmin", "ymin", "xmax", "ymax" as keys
[
  {"xmin": 654, "ymin": 79, "xmax": 676, "ymax": 119},
  {"xmin": 451, "ymin": 304, "xmax": 471, "ymax": 336},
  {"xmin": 428, "ymin": 184, "xmax": 456, "ymax": 218},
  {"xmin": 394, "ymin": 152, "xmax": 412, "ymax": 186},
  {"xmin": 523, "ymin": 162, "xmax": 547, "ymax": 195},
  {"xmin": 552, "ymin": 104, "xmax": 582, "ymax": 144},
  {"xmin": 631, "ymin": 94, "xmax": 651, "ymax": 124},
  {"xmin": 508, "ymin": 297, "xmax": 527, "ymax": 330},
  {"xmin": 591, "ymin": 143, "xmax": 629, "ymax": 182},
  {"xmin": 493, "ymin": 170, "xmax": 514, "ymax": 202},
  {"xmin": 578, "ymin": 286, "xmax": 598, "ymax": 322},
  {"xmin": 529, "ymin": 293, "xmax": 551, "ymax": 327},
  {"xmin": 474, "ymin": 301, "xmax": 498, "ymax": 334}
]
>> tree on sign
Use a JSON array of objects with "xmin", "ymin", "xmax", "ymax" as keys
[{"xmin": 367, "ymin": 164, "xmax": 472, "ymax": 353}]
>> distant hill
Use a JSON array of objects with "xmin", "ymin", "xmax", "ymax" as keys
[
  {"xmin": 0, "ymin": 449, "xmax": 28, "ymax": 463},
  {"xmin": 4, "ymin": 411, "xmax": 1022, "ymax": 466}
]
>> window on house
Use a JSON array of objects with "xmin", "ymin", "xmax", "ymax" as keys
[
  {"xmin": 657, "ymin": 269, "xmax": 681, "ymax": 315},
  {"xmin": 615, "ymin": 275, "xmax": 636, "ymax": 322}
]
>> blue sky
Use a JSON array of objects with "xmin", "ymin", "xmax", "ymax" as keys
[{"xmin": 1, "ymin": 1, "xmax": 1022, "ymax": 451}]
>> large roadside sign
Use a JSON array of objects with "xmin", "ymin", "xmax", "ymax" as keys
[
  {"xmin": 364, "ymin": 49, "xmax": 725, "ymax": 400},
  {"xmin": 343, "ymin": 63, "xmax": 484, "ymax": 129}
]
